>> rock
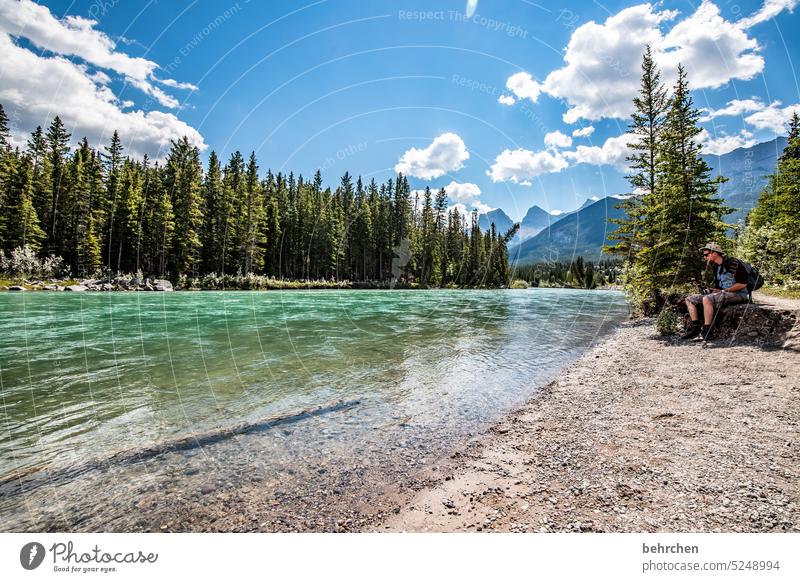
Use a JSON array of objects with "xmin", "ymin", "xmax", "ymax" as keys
[
  {"xmin": 9, "ymin": 285, "xmax": 25, "ymax": 291},
  {"xmin": 200, "ymin": 483, "xmax": 217, "ymax": 495},
  {"xmin": 442, "ymin": 498, "xmax": 456, "ymax": 509},
  {"xmin": 79, "ymin": 279, "xmax": 96, "ymax": 287},
  {"xmin": 64, "ymin": 285, "xmax": 88, "ymax": 292},
  {"xmin": 153, "ymin": 279, "xmax": 173, "ymax": 292}
]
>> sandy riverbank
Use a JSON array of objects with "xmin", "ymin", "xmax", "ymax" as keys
[{"xmin": 377, "ymin": 294, "xmax": 800, "ymax": 532}]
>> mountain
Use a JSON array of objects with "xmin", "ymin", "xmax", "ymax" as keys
[
  {"xmin": 477, "ymin": 208, "xmax": 515, "ymax": 235},
  {"xmin": 518, "ymin": 205, "xmax": 558, "ymax": 240},
  {"xmin": 508, "ymin": 196, "xmax": 627, "ymax": 264},
  {"xmin": 704, "ymin": 136, "xmax": 786, "ymax": 225}
]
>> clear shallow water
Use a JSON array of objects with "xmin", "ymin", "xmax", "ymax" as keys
[{"xmin": 0, "ymin": 289, "xmax": 628, "ymax": 530}]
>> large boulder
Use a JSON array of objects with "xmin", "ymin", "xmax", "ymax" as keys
[
  {"xmin": 153, "ymin": 279, "xmax": 173, "ymax": 292},
  {"xmin": 64, "ymin": 285, "xmax": 88, "ymax": 292},
  {"xmin": 9, "ymin": 285, "xmax": 25, "ymax": 292},
  {"xmin": 681, "ymin": 302, "xmax": 797, "ymax": 346}
]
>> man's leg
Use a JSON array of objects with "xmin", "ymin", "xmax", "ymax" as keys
[
  {"xmin": 697, "ymin": 293, "xmax": 726, "ymax": 341},
  {"xmin": 682, "ymin": 295, "xmax": 703, "ymax": 339},
  {"xmin": 702, "ymin": 295, "xmax": 715, "ymax": 325}
]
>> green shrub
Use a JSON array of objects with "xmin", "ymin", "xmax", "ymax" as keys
[
  {"xmin": 509, "ymin": 279, "xmax": 529, "ymax": 289},
  {"xmin": 655, "ymin": 306, "xmax": 679, "ymax": 335}
]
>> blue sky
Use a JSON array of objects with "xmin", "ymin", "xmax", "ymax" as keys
[{"xmin": 1, "ymin": 0, "xmax": 798, "ymax": 220}]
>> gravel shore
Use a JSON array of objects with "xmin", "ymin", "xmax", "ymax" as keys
[{"xmin": 378, "ymin": 297, "xmax": 800, "ymax": 533}]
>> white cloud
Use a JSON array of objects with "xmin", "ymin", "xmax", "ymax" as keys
[
  {"xmin": 739, "ymin": 0, "xmax": 799, "ymax": 28},
  {"xmin": 563, "ymin": 133, "xmax": 632, "ymax": 170},
  {"xmin": 395, "ymin": 132, "xmax": 469, "ymax": 180},
  {"xmin": 572, "ymin": 126, "xmax": 595, "ymax": 137},
  {"xmin": 0, "ymin": 0, "xmax": 193, "ymax": 109},
  {"xmin": 448, "ymin": 201, "xmax": 495, "ymax": 219},
  {"xmin": 659, "ymin": 1, "xmax": 763, "ymax": 90},
  {"xmin": 544, "ymin": 130, "xmax": 572, "ymax": 149},
  {"xmin": 506, "ymin": 72, "xmax": 542, "ymax": 103},
  {"xmin": 698, "ymin": 128, "xmax": 757, "ymax": 155},
  {"xmin": 443, "ymin": 180, "xmax": 481, "ymax": 203},
  {"xmin": 541, "ymin": 4, "xmax": 673, "ymax": 124},
  {"xmin": 744, "ymin": 101, "xmax": 800, "ymax": 133},
  {"xmin": 511, "ymin": 1, "xmax": 776, "ymax": 125},
  {"xmin": 0, "ymin": 9, "xmax": 206, "ymax": 160},
  {"xmin": 700, "ymin": 98, "xmax": 765, "ymax": 121},
  {"xmin": 487, "ymin": 148, "xmax": 568, "ymax": 183},
  {"xmin": 498, "ymin": 94, "xmax": 516, "ymax": 106}
]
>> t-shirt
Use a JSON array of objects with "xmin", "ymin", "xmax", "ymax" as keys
[{"xmin": 715, "ymin": 258, "xmax": 749, "ymax": 298}]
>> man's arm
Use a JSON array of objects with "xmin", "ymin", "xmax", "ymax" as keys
[{"xmin": 724, "ymin": 259, "xmax": 749, "ymax": 292}]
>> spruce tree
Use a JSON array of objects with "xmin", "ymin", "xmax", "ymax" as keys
[
  {"xmin": 164, "ymin": 137, "xmax": 203, "ymax": 279},
  {"xmin": 45, "ymin": 116, "xmax": 71, "ymax": 256},
  {"xmin": 606, "ymin": 45, "xmax": 668, "ymax": 263},
  {"xmin": 631, "ymin": 65, "xmax": 728, "ymax": 300},
  {"xmin": 2, "ymin": 156, "xmax": 46, "ymax": 253}
]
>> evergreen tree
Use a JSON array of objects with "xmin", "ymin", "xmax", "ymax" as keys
[
  {"xmin": 0, "ymin": 103, "xmax": 10, "ymax": 155},
  {"xmin": 607, "ymin": 45, "xmax": 668, "ymax": 262},
  {"xmin": 164, "ymin": 137, "xmax": 203, "ymax": 279},
  {"xmin": 45, "ymin": 116, "xmax": 71, "ymax": 256},
  {"xmin": 2, "ymin": 155, "xmax": 45, "ymax": 253}
]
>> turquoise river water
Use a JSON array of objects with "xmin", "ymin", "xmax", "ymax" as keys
[{"xmin": 0, "ymin": 288, "xmax": 628, "ymax": 531}]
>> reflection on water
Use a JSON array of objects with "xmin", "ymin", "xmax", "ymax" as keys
[{"xmin": 0, "ymin": 288, "xmax": 628, "ymax": 530}]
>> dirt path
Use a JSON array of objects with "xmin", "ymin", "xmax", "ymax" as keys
[{"xmin": 377, "ymin": 305, "xmax": 800, "ymax": 533}]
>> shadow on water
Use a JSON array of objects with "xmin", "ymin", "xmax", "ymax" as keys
[{"xmin": 0, "ymin": 399, "xmax": 360, "ymax": 496}]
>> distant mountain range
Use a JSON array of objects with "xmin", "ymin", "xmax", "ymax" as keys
[
  {"xmin": 476, "ymin": 137, "xmax": 785, "ymax": 265},
  {"xmin": 508, "ymin": 196, "xmax": 627, "ymax": 264},
  {"xmin": 704, "ymin": 135, "xmax": 787, "ymax": 225}
]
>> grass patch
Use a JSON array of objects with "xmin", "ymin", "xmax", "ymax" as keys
[{"xmin": 759, "ymin": 285, "xmax": 800, "ymax": 300}]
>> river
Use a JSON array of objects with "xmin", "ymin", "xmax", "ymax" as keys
[{"xmin": 0, "ymin": 288, "xmax": 628, "ymax": 531}]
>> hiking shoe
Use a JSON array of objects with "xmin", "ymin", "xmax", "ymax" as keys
[
  {"xmin": 681, "ymin": 321, "xmax": 701, "ymax": 340},
  {"xmin": 693, "ymin": 324, "xmax": 712, "ymax": 342}
]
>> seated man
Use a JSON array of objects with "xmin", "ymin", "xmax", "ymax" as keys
[{"xmin": 682, "ymin": 242, "xmax": 749, "ymax": 341}]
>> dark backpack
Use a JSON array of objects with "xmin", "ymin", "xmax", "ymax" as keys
[
  {"xmin": 720, "ymin": 258, "xmax": 764, "ymax": 300},
  {"xmin": 740, "ymin": 260, "xmax": 764, "ymax": 293}
]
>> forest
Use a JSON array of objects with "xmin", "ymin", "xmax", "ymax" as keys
[{"xmin": 0, "ymin": 104, "xmax": 518, "ymax": 289}]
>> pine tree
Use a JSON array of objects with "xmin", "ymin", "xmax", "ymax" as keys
[
  {"xmin": 606, "ymin": 45, "xmax": 668, "ymax": 262},
  {"xmin": 2, "ymin": 155, "xmax": 46, "ymax": 253},
  {"xmin": 0, "ymin": 103, "xmax": 11, "ymax": 155},
  {"xmin": 242, "ymin": 152, "xmax": 266, "ymax": 274},
  {"xmin": 45, "ymin": 116, "xmax": 71, "ymax": 257},
  {"xmin": 741, "ymin": 111, "xmax": 800, "ymax": 282},
  {"xmin": 164, "ymin": 137, "xmax": 203, "ymax": 279},
  {"xmin": 630, "ymin": 65, "xmax": 729, "ymax": 301},
  {"xmin": 26, "ymin": 126, "xmax": 52, "ymax": 237}
]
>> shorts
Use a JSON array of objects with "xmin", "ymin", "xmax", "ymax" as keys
[{"xmin": 686, "ymin": 290, "xmax": 747, "ymax": 309}]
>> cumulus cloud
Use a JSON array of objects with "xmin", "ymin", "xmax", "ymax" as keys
[
  {"xmin": 508, "ymin": 1, "xmax": 785, "ymax": 124},
  {"xmin": 487, "ymin": 148, "xmax": 568, "ymax": 183},
  {"xmin": 700, "ymin": 98, "xmax": 765, "ymax": 121},
  {"xmin": 498, "ymin": 94, "xmax": 516, "ymax": 106},
  {"xmin": 0, "ymin": 0, "xmax": 205, "ymax": 159},
  {"xmin": 572, "ymin": 126, "xmax": 595, "ymax": 138},
  {"xmin": 744, "ymin": 101, "xmax": 800, "ymax": 133},
  {"xmin": 541, "ymin": 4, "xmax": 673, "ymax": 123},
  {"xmin": 544, "ymin": 130, "xmax": 572, "ymax": 149},
  {"xmin": 563, "ymin": 134, "xmax": 632, "ymax": 170},
  {"xmin": 395, "ymin": 133, "xmax": 470, "ymax": 180},
  {"xmin": 448, "ymin": 200, "xmax": 494, "ymax": 219},
  {"xmin": 505, "ymin": 72, "xmax": 543, "ymax": 103},
  {"xmin": 0, "ymin": 0, "xmax": 193, "ymax": 108},
  {"xmin": 443, "ymin": 180, "xmax": 481, "ymax": 203},
  {"xmin": 738, "ymin": 0, "xmax": 799, "ymax": 28},
  {"xmin": 658, "ymin": 1, "xmax": 763, "ymax": 90},
  {"xmin": 698, "ymin": 128, "xmax": 757, "ymax": 155}
]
